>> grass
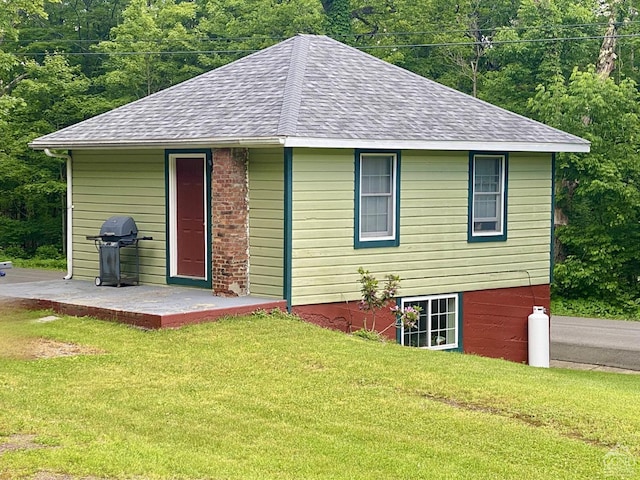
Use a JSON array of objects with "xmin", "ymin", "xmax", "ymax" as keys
[
  {"xmin": 9, "ymin": 258, "xmax": 66, "ymax": 270},
  {"xmin": 551, "ymin": 296, "xmax": 640, "ymax": 321},
  {"xmin": 0, "ymin": 308, "xmax": 639, "ymax": 479}
]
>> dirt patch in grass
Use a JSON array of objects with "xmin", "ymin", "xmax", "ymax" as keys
[
  {"xmin": 419, "ymin": 391, "xmax": 615, "ymax": 449},
  {"xmin": 0, "ymin": 434, "xmax": 46, "ymax": 455},
  {"xmin": 1, "ymin": 338, "xmax": 104, "ymax": 360},
  {"xmin": 32, "ymin": 473, "xmax": 106, "ymax": 480},
  {"xmin": 32, "ymin": 338, "xmax": 103, "ymax": 359},
  {"xmin": 0, "ymin": 436, "xmax": 107, "ymax": 479}
]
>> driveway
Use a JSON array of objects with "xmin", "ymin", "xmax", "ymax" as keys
[
  {"xmin": 0, "ymin": 267, "xmax": 65, "ymax": 285},
  {"xmin": 551, "ymin": 316, "xmax": 640, "ymax": 371}
]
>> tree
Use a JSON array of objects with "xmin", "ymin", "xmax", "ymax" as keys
[
  {"xmin": 322, "ymin": 0, "xmax": 353, "ymax": 38},
  {"xmin": 530, "ymin": 67, "xmax": 640, "ymax": 301},
  {"xmin": 482, "ymin": 0, "xmax": 600, "ymax": 113},
  {"xmin": 0, "ymin": 54, "xmax": 102, "ymax": 255},
  {"xmin": 96, "ymin": 0, "xmax": 202, "ymax": 101},
  {"xmin": 195, "ymin": 0, "xmax": 323, "ymax": 70}
]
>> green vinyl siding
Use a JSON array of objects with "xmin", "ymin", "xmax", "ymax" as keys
[
  {"xmin": 248, "ymin": 148, "xmax": 284, "ymax": 298},
  {"xmin": 290, "ymin": 149, "xmax": 552, "ymax": 306},
  {"xmin": 72, "ymin": 150, "xmax": 167, "ymax": 285}
]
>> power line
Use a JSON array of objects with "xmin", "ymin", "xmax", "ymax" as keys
[
  {"xmin": 6, "ymin": 20, "xmax": 640, "ymax": 45},
  {"xmin": 362, "ymin": 33, "xmax": 640, "ymax": 49},
  {"xmin": 6, "ymin": 32, "xmax": 640, "ymax": 57}
]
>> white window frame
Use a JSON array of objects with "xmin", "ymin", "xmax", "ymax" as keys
[
  {"xmin": 471, "ymin": 154, "xmax": 506, "ymax": 238},
  {"xmin": 358, "ymin": 153, "xmax": 398, "ymax": 242},
  {"xmin": 400, "ymin": 294, "xmax": 459, "ymax": 350}
]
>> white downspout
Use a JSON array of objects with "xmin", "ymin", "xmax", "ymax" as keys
[{"xmin": 44, "ymin": 148, "xmax": 73, "ymax": 280}]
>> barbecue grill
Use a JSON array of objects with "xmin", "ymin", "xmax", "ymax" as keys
[{"xmin": 86, "ymin": 216, "xmax": 152, "ymax": 287}]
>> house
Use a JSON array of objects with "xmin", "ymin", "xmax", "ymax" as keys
[{"xmin": 30, "ymin": 34, "xmax": 590, "ymax": 362}]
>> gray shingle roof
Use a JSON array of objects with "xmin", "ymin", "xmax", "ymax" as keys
[{"xmin": 30, "ymin": 34, "xmax": 589, "ymax": 152}]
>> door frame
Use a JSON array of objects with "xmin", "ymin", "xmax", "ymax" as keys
[{"xmin": 165, "ymin": 149, "xmax": 212, "ymax": 288}]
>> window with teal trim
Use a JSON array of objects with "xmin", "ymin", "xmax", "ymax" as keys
[
  {"xmin": 469, "ymin": 153, "xmax": 507, "ymax": 242},
  {"xmin": 355, "ymin": 151, "xmax": 400, "ymax": 248},
  {"xmin": 400, "ymin": 294, "xmax": 459, "ymax": 350}
]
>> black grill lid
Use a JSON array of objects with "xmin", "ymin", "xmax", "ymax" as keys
[{"xmin": 99, "ymin": 216, "xmax": 138, "ymax": 238}]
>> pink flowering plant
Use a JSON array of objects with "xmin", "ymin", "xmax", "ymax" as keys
[
  {"xmin": 391, "ymin": 304, "xmax": 423, "ymax": 329},
  {"xmin": 357, "ymin": 267, "xmax": 400, "ymax": 334}
]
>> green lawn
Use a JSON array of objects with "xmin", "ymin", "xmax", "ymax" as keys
[{"xmin": 0, "ymin": 308, "xmax": 638, "ymax": 480}]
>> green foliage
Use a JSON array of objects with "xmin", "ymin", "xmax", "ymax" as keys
[
  {"xmin": 551, "ymin": 296, "xmax": 640, "ymax": 321},
  {"xmin": 531, "ymin": 67, "xmax": 640, "ymax": 301},
  {"xmin": 11, "ymin": 256, "xmax": 66, "ymax": 269},
  {"xmin": 482, "ymin": 0, "xmax": 599, "ymax": 112},
  {"xmin": 352, "ymin": 327, "xmax": 384, "ymax": 341},
  {"xmin": 95, "ymin": 0, "xmax": 203, "ymax": 101},
  {"xmin": 322, "ymin": 0, "xmax": 352, "ymax": 39},
  {"xmin": 0, "ymin": 54, "xmax": 102, "ymax": 255},
  {"xmin": 357, "ymin": 266, "xmax": 400, "ymax": 332}
]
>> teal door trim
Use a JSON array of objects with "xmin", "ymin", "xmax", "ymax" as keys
[{"xmin": 165, "ymin": 149, "xmax": 212, "ymax": 288}]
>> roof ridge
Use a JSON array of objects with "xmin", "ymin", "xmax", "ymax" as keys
[{"xmin": 277, "ymin": 35, "xmax": 311, "ymax": 136}]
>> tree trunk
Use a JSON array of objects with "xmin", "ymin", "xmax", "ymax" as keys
[{"xmin": 596, "ymin": 0, "xmax": 619, "ymax": 79}]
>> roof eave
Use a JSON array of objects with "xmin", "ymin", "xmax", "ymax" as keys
[
  {"xmin": 29, "ymin": 135, "xmax": 591, "ymax": 154},
  {"xmin": 29, "ymin": 136, "xmax": 287, "ymax": 150},
  {"xmin": 282, "ymin": 137, "xmax": 591, "ymax": 153}
]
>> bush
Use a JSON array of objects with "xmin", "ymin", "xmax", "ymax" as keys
[
  {"xmin": 35, "ymin": 245, "xmax": 62, "ymax": 259},
  {"xmin": 0, "ymin": 245, "xmax": 27, "ymax": 259},
  {"xmin": 551, "ymin": 296, "xmax": 640, "ymax": 321}
]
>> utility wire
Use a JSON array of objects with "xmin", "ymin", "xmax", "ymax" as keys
[
  {"xmin": 6, "ymin": 19, "xmax": 640, "ymax": 45},
  {"xmin": 7, "ymin": 32, "xmax": 640, "ymax": 56}
]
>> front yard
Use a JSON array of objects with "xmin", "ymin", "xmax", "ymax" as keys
[{"xmin": 0, "ymin": 307, "xmax": 638, "ymax": 479}]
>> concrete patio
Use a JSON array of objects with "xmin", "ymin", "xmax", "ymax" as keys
[{"xmin": 0, "ymin": 271, "xmax": 286, "ymax": 328}]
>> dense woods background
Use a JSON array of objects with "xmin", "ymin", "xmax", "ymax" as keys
[{"xmin": 1, "ymin": 0, "xmax": 640, "ymax": 307}]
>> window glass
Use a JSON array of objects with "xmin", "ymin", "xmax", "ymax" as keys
[
  {"xmin": 359, "ymin": 154, "xmax": 396, "ymax": 239},
  {"xmin": 472, "ymin": 155, "xmax": 505, "ymax": 236},
  {"xmin": 401, "ymin": 295, "xmax": 458, "ymax": 350}
]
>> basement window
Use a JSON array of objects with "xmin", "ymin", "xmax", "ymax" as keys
[{"xmin": 399, "ymin": 294, "xmax": 459, "ymax": 350}]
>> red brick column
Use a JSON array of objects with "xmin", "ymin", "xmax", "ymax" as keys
[{"xmin": 212, "ymin": 148, "xmax": 249, "ymax": 296}]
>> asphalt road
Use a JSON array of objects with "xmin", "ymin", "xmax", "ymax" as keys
[
  {"xmin": 551, "ymin": 315, "xmax": 640, "ymax": 371},
  {"xmin": 0, "ymin": 267, "xmax": 65, "ymax": 286}
]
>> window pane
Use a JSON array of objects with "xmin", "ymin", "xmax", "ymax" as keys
[
  {"xmin": 475, "ymin": 157, "xmax": 500, "ymax": 193},
  {"xmin": 404, "ymin": 301, "xmax": 429, "ymax": 348},
  {"xmin": 474, "ymin": 194, "xmax": 498, "ymax": 218},
  {"xmin": 473, "ymin": 156, "xmax": 504, "ymax": 235},
  {"xmin": 403, "ymin": 297, "xmax": 456, "ymax": 349},
  {"xmin": 361, "ymin": 196, "xmax": 391, "ymax": 235},
  {"xmin": 361, "ymin": 156, "xmax": 392, "ymax": 194},
  {"xmin": 359, "ymin": 154, "xmax": 395, "ymax": 239}
]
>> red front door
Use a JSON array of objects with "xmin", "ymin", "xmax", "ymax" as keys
[{"xmin": 175, "ymin": 157, "xmax": 206, "ymax": 278}]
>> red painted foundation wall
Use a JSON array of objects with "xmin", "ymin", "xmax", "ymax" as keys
[
  {"xmin": 293, "ymin": 284, "xmax": 550, "ymax": 364},
  {"xmin": 463, "ymin": 284, "xmax": 550, "ymax": 363},
  {"xmin": 293, "ymin": 301, "xmax": 398, "ymax": 340}
]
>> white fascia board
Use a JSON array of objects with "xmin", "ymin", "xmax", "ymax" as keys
[
  {"xmin": 282, "ymin": 137, "xmax": 591, "ymax": 153},
  {"xmin": 29, "ymin": 136, "xmax": 287, "ymax": 150}
]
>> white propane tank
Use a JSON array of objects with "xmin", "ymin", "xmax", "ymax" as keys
[{"xmin": 528, "ymin": 306, "xmax": 550, "ymax": 368}]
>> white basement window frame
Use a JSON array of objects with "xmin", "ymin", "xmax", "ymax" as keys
[{"xmin": 399, "ymin": 294, "xmax": 459, "ymax": 350}]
